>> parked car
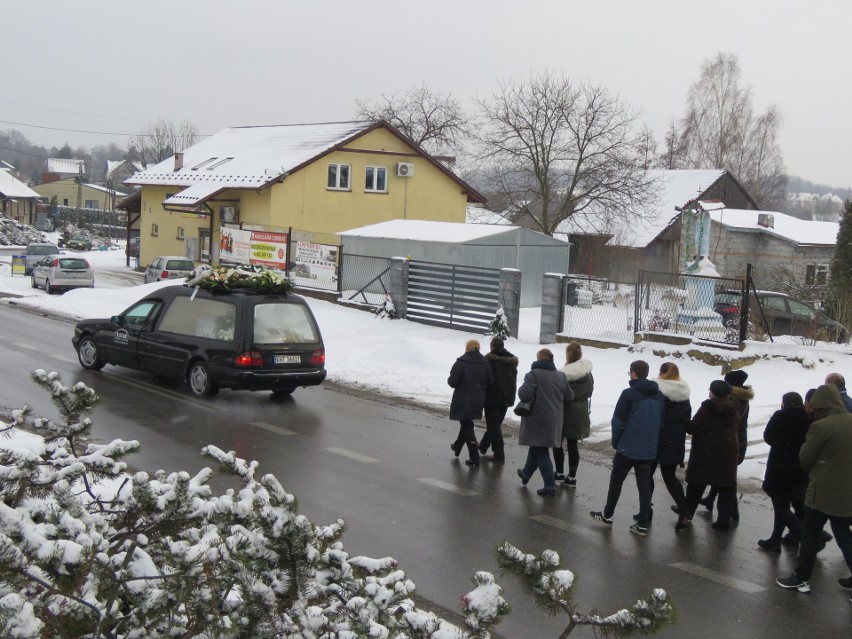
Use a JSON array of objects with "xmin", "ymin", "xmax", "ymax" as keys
[
  {"xmin": 715, "ymin": 290, "xmax": 848, "ymax": 343},
  {"xmin": 143, "ymin": 256, "xmax": 196, "ymax": 283},
  {"xmin": 31, "ymin": 256, "xmax": 95, "ymax": 294},
  {"xmin": 72, "ymin": 284, "xmax": 326, "ymax": 398},
  {"xmin": 24, "ymin": 243, "xmax": 61, "ymax": 275},
  {"xmin": 66, "ymin": 235, "xmax": 93, "ymax": 251}
]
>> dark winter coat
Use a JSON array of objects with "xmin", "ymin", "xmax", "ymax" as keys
[
  {"xmin": 685, "ymin": 396, "xmax": 740, "ymax": 487},
  {"xmin": 654, "ymin": 378, "xmax": 692, "ymax": 466},
  {"xmin": 485, "ymin": 348, "xmax": 518, "ymax": 407},
  {"xmin": 800, "ymin": 385, "xmax": 852, "ymax": 516},
  {"xmin": 518, "ymin": 360, "xmax": 573, "ymax": 448},
  {"xmin": 730, "ymin": 385, "xmax": 754, "ymax": 464},
  {"xmin": 448, "ymin": 351, "xmax": 494, "ymax": 421},
  {"xmin": 761, "ymin": 405, "xmax": 809, "ymax": 500},
  {"xmin": 840, "ymin": 389, "xmax": 852, "ymax": 413},
  {"xmin": 560, "ymin": 358, "xmax": 594, "ymax": 440},
  {"xmin": 611, "ymin": 378, "xmax": 665, "ymax": 461}
]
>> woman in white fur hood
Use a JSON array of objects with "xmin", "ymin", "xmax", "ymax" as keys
[
  {"xmin": 653, "ymin": 362, "xmax": 692, "ymax": 530},
  {"xmin": 554, "ymin": 341, "xmax": 594, "ymax": 487}
]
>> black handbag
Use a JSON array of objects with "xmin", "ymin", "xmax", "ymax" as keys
[{"xmin": 513, "ymin": 382, "xmax": 537, "ymax": 416}]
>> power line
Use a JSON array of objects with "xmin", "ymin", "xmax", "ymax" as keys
[{"xmin": 0, "ymin": 119, "xmax": 211, "ymax": 138}]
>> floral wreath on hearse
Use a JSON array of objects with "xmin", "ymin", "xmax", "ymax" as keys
[{"xmin": 187, "ymin": 264, "xmax": 295, "ymax": 295}]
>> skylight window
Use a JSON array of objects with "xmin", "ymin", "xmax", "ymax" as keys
[
  {"xmin": 206, "ymin": 157, "xmax": 234, "ymax": 170},
  {"xmin": 191, "ymin": 158, "xmax": 218, "ymax": 170}
]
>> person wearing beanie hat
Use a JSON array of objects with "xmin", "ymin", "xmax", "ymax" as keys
[
  {"xmin": 701, "ymin": 370, "xmax": 754, "ymax": 517},
  {"xmin": 684, "ymin": 380, "xmax": 741, "ymax": 530}
]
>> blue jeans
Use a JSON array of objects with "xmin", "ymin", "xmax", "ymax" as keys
[
  {"xmin": 522, "ymin": 446, "xmax": 555, "ymax": 489},
  {"xmin": 795, "ymin": 507, "xmax": 852, "ymax": 581},
  {"xmin": 604, "ymin": 453, "xmax": 653, "ymax": 527}
]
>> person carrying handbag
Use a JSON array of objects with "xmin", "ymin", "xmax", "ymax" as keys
[{"xmin": 516, "ymin": 348, "xmax": 573, "ymax": 497}]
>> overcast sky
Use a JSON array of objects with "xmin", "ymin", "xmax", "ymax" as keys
[{"xmin": 3, "ymin": 1, "xmax": 849, "ymax": 188}]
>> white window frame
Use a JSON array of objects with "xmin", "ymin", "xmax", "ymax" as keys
[
  {"xmin": 327, "ymin": 163, "xmax": 351, "ymax": 190},
  {"xmin": 176, "ymin": 226, "xmax": 185, "ymax": 240},
  {"xmin": 151, "ymin": 223, "xmax": 159, "ymax": 237},
  {"xmin": 365, "ymin": 166, "xmax": 387, "ymax": 193}
]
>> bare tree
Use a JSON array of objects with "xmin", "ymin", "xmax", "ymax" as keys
[
  {"xmin": 355, "ymin": 84, "xmax": 469, "ymax": 155},
  {"xmin": 128, "ymin": 118, "xmax": 199, "ymax": 166},
  {"xmin": 679, "ymin": 53, "xmax": 786, "ymax": 207},
  {"xmin": 474, "ymin": 71, "xmax": 660, "ymax": 236},
  {"xmin": 658, "ymin": 121, "xmax": 686, "ymax": 169}
]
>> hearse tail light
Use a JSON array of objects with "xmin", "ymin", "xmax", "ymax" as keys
[
  {"xmin": 310, "ymin": 348, "xmax": 325, "ymax": 365},
  {"xmin": 234, "ymin": 351, "xmax": 264, "ymax": 367}
]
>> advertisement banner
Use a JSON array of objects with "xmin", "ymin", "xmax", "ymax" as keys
[
  {"xmin": 293, "ymin": 241, "xmax": 338, "ymax": 287},
  {"xmin": 219, "ymin": 228, "xmax": 288, "ymax": 269}
]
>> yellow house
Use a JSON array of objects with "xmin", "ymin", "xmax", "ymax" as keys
[
  {"xmin": 125, "ymin": 120, "xmax": 485, "ymax": 267},
  {"xmin": 33, "ymin": 178, "xmax": 128, "ymax": 211}
]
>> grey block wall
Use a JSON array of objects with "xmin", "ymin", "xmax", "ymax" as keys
[
  {"xmin": 539, "ymin": 273, "xmax": 565, "ymax": 344},
  {"xmin": 389, "ymin": 257, "xmax": 409, "ymax": 318},
  {"xmin": 499, "ymin": 268, "xmax": 521, "ymax": 338}
]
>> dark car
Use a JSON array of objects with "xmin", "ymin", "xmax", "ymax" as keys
[
  {"xmin": 66, "ymin": 235, "xmax": 93, "ymax": 251},
  {"xmin": 72, "ymin": 284, "xmax": 326, "ymax": 398},
  {"xmin": 715, "ymin": 290, "xmax": 848, "ymax": 343}
]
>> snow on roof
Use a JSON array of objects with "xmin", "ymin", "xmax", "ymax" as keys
[
  {"xmin": 46, "ymin": 158, "xmax": 85, "ymax": 174},
  {"xmin": 561, "ymin": 169, "xmax": 726, "ymax": 248},
  {"xmin": 0, "ymin": 170, "xmax": 40, "ymax": 198},
  {"xmin": 127, "ymin": 121, "xmax": 377, "ymax": 194},
  {"xmin": 466, "ymin": 204, "xmax": 512, "ymax": 225},
  {"xmin": 339, "ymin": 219, "xmax": 520, "ymax": 243},
  {"xmin": 709, "ymin": 208, "xmax": 838, "ymax": 245}
]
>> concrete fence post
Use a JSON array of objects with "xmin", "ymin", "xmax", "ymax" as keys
[
  {"xmin": 539, "ymin": 273, "xmax": 565, "ymax": 344},
  {"xmin": 389, "ymin": 256, "xmax": 409, "ymax": 318},
  {"xmin": 499, "ymin": 268, "xmax": 521, "ymax": 338}
]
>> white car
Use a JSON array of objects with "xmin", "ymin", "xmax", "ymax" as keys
[
  {"xmin": 31, "ymin": 256, "xmax": 95, "ymax": 294},
  {"xmin": 143, "ymin": 256, "xmax": 197, "ymax": 283}
]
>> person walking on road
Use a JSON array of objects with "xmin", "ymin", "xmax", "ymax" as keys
[
  {"xmin": 777, "ymin": 384, "xmax": 852, "ymax": 596},
  {"xmin": 516, "ymin": 348, "xmax": 573, "ymax": 497},
  {"xmin": 590, "ymin": 359, "xmax": 664, "ymax": 536},
  {"xmin": 554, "ymin": 341, "xmax": 594, "ymax": 487},
  {"xmin": 448, "ymin": 339, "xmax": 493, "ymax": 467},
  {"xmin": 684, "ymin": 380, "xmax": 740, "ymax": 531},
  {"xmin": 652, "ymin": 362, "xmax": 692, "ymax": 530},
  {"xmin": 479, "ymin": 337, "xmax": 518, "ymax": 462},
  {"xmin": 758, "ymin": 392, "xmax": 810, "ymax": 553}
]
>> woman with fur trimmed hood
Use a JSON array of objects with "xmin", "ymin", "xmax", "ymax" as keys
[
  {"xmin": 554, "ymin": 341, "xmax": 594, "ymax": 486},
  {"xmin": 653, "ymin": 362, "xmax": 692, "ymax": 530}
]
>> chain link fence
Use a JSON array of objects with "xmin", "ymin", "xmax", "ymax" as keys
[
  {"xmin": 338, "ymin": 253, "xmax": 392, "ymax": 305},
  {"xmin": 562, "ymin": 274, "xmax": 640, "ymax": 344}
]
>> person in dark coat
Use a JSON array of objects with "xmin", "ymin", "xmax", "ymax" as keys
[
  {"xmin": 777, "ymin": 384, "xmax": 852, "ymax": 594},
  {"xmin": 590, "ymin": 360, "xmax": 664, "ymax": 536},
  {"xmin": 825, "ymin": 372, "xmax": 852, "ymax": 412},
  {"xmin": 448, "ymin": 339, "xmax": 494, "ymax": 467},
  {"xmin": 685, "ymin": 380, "xmax": 740, "ymax": 530},
  {"xmin": 554, "ymin": 341, "xmax": 594, "ymax": 486},
  {"xmin": 758, "ymin": 392, "xmax": 810, "ymax": 552},
  {"xmin": 652, "ymin": 362, "xmax": 692, "ymax": 530},
  {"xmin": 701, "ymin": 368, "xmax": 753, "ymax": 517},
  {"xmin": 479, "ymin": 337, "xmax": 518, "ymax": 462},
  {"xmin": 516, "ymin": 348, "xmax": 573, "ymax": 496}
]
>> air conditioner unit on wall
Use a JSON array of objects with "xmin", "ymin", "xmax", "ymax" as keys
[{"xmin": 396, "ymin": 162, "xmax": 414, "ymax": 177}]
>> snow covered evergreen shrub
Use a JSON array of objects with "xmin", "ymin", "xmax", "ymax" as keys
[
  {"xmin": 375, "ymin": 292, "xmax": 398, "ymax": 319},
  {"xmin": 485, "ymin": 305, "xmax": 511, "ymax": 340},
  {"xmin": 0, "ymin": 371, "xmax": 674, "ymax": 638}
]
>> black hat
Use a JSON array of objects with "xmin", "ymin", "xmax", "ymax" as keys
[
  {"xmin": 724, "ymin": 370, "xmax": 749, "ymax": 387},
  {"xmin": 710, "ymin": 380, "xmax": 732, "ymax": 397}
]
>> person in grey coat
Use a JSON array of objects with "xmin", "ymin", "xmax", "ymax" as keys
[
  {"xmin": 554, "ymin": 341, "xmax": 594, "ymax": 486},
  {"xmin": 448, "ymin": 339, "xmax": 494, "ymax": 467},
  {"xmin": 516, "ymin": 348, "xmax": 573, "ymax": 496}
]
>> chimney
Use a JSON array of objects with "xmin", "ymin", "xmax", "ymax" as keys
[
  {"xmin": 757, "ymin": 213, "xmax": 774, "ymax": 228},
  {"xmin": 174, "ymin": 152, "xmax": 184, "ymax": 171}
]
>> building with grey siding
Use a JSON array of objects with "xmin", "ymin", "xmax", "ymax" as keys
[{"xmin": 339, "ymin": 220, "xmax": 570, "ymax": 307}]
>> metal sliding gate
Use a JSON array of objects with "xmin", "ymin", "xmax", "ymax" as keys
[{"xmin": 406, "ymin": 260, "xmax": 501, "ymax": 332}]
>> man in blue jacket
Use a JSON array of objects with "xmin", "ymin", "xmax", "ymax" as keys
[{"xmin": 590, "ymin": 359, "xmax": 665, "ymax": 536}]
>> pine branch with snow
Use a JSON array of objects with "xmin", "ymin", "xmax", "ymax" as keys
[
  {"xmin": 495, "ymin": 542, "xmax": 675, "ymax": 637},
  {"xmin": 375, "ymin": 292, "xmax": 398, "ymax": 319}
]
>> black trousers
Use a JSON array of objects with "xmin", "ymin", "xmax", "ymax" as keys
[
  {"xmin": 603, "ymin": 453, "xmax": 653, "ymax": 527},
  {"xmin": 479, "ymin": 404, "xmax": 508, "ymax": 457},
  {"xmin": 452, "ymin": 419, "xmax": 479, "ymax": 461},
  {"xmin": 553, "ymin": 439, "xmax": 580, "ymax": 476},
  {"xmin": 687, "ymin": 483, "xmax": 735, "ymax": 523},
  {"xmin": 649, "ymin": 462, "xmax": 687, "ymax": 514},
  {"xmin": 794, "ymin": 507, "xmax": 852, "ymax": 580}
]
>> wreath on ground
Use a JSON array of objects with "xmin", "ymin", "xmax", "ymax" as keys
[{"xmin": 188, "ymin": 265, "xmax": 295, "ymax": 295}]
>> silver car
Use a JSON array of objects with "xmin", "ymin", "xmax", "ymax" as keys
[
  {"xmin": 31, "ymin": 256, "xmax": 95, "ymax": 294},
  {"xmin": 24, "ymin": 242, "xmax": 61, "ymax": 275},
  {"xmin": 143, "ymin": 256, "xmax": 196, "ymax": 283}
]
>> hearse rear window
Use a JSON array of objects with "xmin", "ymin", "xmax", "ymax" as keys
[
  {"xmin": 158, "ymin": 296, "xmax": 237, "ymax": 341},
  {"xmin": 253, "ymin": 303, "xmax": 318, "ymax": 344}
]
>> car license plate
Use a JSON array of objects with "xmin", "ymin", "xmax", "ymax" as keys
[
  {"xmin": 274, "ymin": 355, "xmax": 301, "ymax": 364},
  {"xmin": 62, "ymin": 271, "xmax": 85, "ymax": 278}
]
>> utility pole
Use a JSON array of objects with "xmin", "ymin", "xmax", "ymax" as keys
[{"xmin": 76, "ymin": 164, "xmax": 83, "ymax": 215}]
